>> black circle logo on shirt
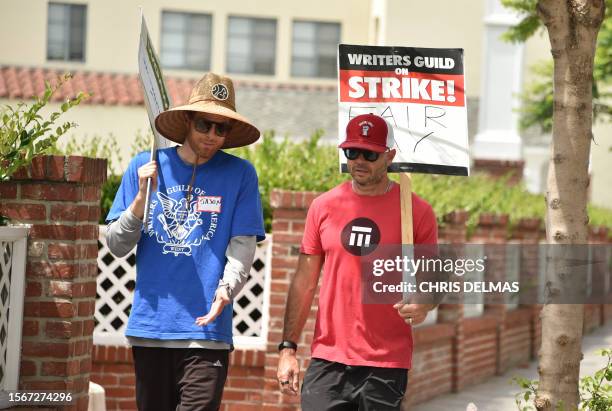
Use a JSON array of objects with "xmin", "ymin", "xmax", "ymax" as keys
[{"xmin": 341, "ymin": 218, "xmax": 381, "ymax": 256}]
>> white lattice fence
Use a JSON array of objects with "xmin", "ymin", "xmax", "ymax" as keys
[
  {"xmin": 94, "ymin": 226, "xmax": 272, "ymax": 348},
  {"xmin": 0, "ymin": 227, "xmax": 27, "ymax": 408}
]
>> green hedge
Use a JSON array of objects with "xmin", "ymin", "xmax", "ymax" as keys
[
  {"xmin": 64, "ymin": 130, "xmax": 612, "ymax": 234},
  {"xmin": 229, "ymin": 131, "xmax": 612, "ymax": 234}
]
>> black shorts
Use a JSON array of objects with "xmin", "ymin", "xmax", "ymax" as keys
[
  {"xmin": 301, "ymin": 358, "xmax": 408, "ymax": 411},
  {"xmin": 132, "ymin": 346, "xmax": 229, "ymax": 411}
]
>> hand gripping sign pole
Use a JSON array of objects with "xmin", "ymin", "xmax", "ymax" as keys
[{"xmin": 138, "ymin": 9, "xmax": 173, "ymax": 228}]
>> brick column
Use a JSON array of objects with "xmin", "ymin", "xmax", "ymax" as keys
[
  {"xmin": 263, "ymin": 190, "xmax": 320, "ymax": 411},
  {"xmin": 472, "ymin": 159, "xmax": 525, "ymax": 185},
  {"xmin": 0, "ymin": 155, "xmax": 106, "ymax": 411}
]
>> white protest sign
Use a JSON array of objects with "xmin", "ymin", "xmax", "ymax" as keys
[
  {"xmin": 138, "ymin": 14, "xmax": 173, "ymax": 150},
  {"xmin": 338, "ymin": 44, "xmax": 469, "ymax": 176}
]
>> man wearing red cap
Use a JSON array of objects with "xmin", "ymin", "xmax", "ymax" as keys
[{"xmin": 276, "ymin": 114, "xmax": 438, "ymax": 410}]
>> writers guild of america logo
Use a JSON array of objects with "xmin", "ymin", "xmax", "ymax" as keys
[
  {"xmin": 341, "ymin": 218, "xmax": 380, "ymax": 256},
  {"xmin": 362, "ymin": 125, "xmax": 370, "ymax": 136},
  {"xmin": 211, "ymin": 83, "xmax": 229, "ymax": 101}
]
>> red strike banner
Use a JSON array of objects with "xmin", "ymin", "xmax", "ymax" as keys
[{"xmin": 339, "ymin": 70, "xmax": 465, "ymax": 107}]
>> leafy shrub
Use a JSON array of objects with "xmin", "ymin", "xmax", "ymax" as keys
[
  {"xmin": 513, "ymin": 349, "xmax": 612, "ymax": 410},
  {"xmin": 0, "ymin": 74, "xmax": 86, "ymax": 181}
]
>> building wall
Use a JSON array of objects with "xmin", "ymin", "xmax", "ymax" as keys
[{"xmin": 0, "ymin": 0, "xmax": 369, "ymax": 84}]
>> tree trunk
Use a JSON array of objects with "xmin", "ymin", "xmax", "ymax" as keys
[{"xmin": 535, "ymin": 1, "xmax": 605, "ymax": 410}]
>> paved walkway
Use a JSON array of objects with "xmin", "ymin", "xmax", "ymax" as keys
[{"xmin": 411, "ymin": 321, "xmax": 612, "ymax": 411}]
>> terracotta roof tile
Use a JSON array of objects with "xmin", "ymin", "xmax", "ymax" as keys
[{"xmin": 0, "ymin": 65, "xmax": 336, "ymax": 106}]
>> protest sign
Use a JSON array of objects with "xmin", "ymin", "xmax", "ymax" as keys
[
  {"xmin": 338, "ymin": 44, "xmax": 469, "ymax": 176},
  {"xmin": 138, "ymin": 14, "xmax": 173, "ymax": 150}
]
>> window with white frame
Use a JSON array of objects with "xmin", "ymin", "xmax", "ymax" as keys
[
  {"xmin": 161, "ymin": 11, "xmax": 212, "ymax": 71},
  {"xmin": 47, "ymin": 3, "xmax": 87, "ymax": 62},
  {"xmin": 227, "ymin": 17, "xmax": 276, "ymax": 75},
  {"xmin": 291, "ymin": 20, "xmax": 340, "ymax": 78}
]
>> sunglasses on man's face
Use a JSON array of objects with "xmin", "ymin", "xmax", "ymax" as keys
[
  {"xmin": 193, "ymin": 117, "xmax": 232, "ymax": 137},
  {"xmin": 343, "ymin": 148, "xmax": 383, "ymax": 162}
]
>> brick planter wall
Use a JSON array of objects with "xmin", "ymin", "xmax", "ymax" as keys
[{"xmin": 0, "ymin": 155, "xmax": 107, "ymax": 411}]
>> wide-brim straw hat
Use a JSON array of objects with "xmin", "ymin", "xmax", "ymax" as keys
[{"xmin": 155, "ymin": 73, "xmax": 260, "ymax": 149}]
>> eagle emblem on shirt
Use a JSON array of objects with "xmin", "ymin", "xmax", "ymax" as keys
[{"xmin": 155, "ymin": 192, "xmax": 204, "ymax": 256}]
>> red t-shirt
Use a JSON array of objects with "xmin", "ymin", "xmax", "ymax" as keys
[{"xmin": 301, "ymin": 181, "xmax": 438, "ymax": 369}]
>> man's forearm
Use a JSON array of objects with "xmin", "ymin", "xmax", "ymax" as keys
[
  {"xmin": 106, "ymin": 208, "xmax": 143, "ymax": 257},
  {"xmin": 282, "ymin": 268, "xmax": 319, "ymax": 343}
]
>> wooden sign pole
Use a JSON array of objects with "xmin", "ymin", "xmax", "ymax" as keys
[{"xmin": 400, "ymin": 172, "xmax": 414, "ymax": 303}]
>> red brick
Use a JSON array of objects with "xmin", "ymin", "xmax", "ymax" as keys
[
  {"xmin": 65, "ymin": 156, "xmax": 88, "ymax": 183},
  {"xmin": 90, "ymin": 374, "xmax": 118, "ymax": 386},
  {"xmin": 0, "ymin": 183, "xmax": 17, "ymax": 199},
  {"xmin": 25, "ymin": 280, "xmax": 42, "ymax": 297},
  {"xmin": 27, "ymin": 260, "xmax": 78, "ymax": 279},
  {"xmin": 105, "ymin": 387, "xmax": 135, "ymax": 398},
  {"xmin": 20, "ymin": 360, "xmax": 37, "ymax": 376},
  {"xmin": 81, "ymin": 243, "xmax": 99, "ymax": 259},
  {"xmin": 29, "ymin": 224, "xmax": 77, "ymax": 240},
  {"xmin": 273, "ymin": 209, "xmax": 307, "ymax": 220},
  {"xmin": 0, "ymin": 202, "xmax": 46, "ymax": 220},
  {"xmin": 78, "ymin": 300, "xmax": 95, "ymax": 316},
  {"xmin": 72, "ymin": 280, "xmax": 96, "ymax": 298},
  {"xmin": 22, "ymin": 319, "xmax": 39, "ymax": 336},
  {"xmin": 80, "ymin": 357, "xmax": 91, "ymax": 374},
  {"xmin": 83, "ymin": 319, "xmax": 95, "ymax": 336},
  {"xmin": 42, "ymin": 361, "xmax": 69, "ymax": 376},
  {"xmin": 22, "ymin": 341, "xmax": 70, "ymax": 358},
  {"xmin": 48, "ymin": 243, "xmax": 78, "ymax": 260},
  {"xmin": 21, "ymin": 380, "xmax": 69, "ymax": 390},
  {"xmin": 46, "ymin": 321, "xmax": 73, "ymax": 339},
  {"xmin": 83, "ymin": 185, "xmax": 101, "ymax": 201},
  {"xmin": 46, "ymin": 155, "xmax": 66, "ymax": 181},
  {"xmin": 24, "ymin": 301, "xmax": 74, "ymax": 318},
  {"xmin": 88, "ymin": 206, "xmax": 101, "ymax": 222},
  {"xmin": 29, "ymin": 156, "xmax": 46, "ymax": 179},
  {"xmin": 77, "ymin": 225, "xmax": 98, "ymax": 240},
  {"xmin": 50, "ymin": 204, "xmax": 80, "ymax": 221},
  {"xmin": 272, "ymin": 220, "xmax": 290, "ymax": 232},
  {"xmin": 21, "ymin": 183, "xmax": 82, "ymax": 201},
  {"xmin": 49, "ymin": 280, "xmax": 73, "ymax": 297},
  {"xmin": 74, "ymin": 340, "xmax": 89, "ymax": 356},
  {"xmin": 119, "ymin": 375, "xmax": 135, "ymax": 385}
]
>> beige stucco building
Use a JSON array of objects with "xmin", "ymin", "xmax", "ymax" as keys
[{"xmin": 0, "ymin": 0, "xmax": 610, "ymax": 207}]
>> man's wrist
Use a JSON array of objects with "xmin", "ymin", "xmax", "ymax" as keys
[{"xmin": 278, "ymin": 340, "xmax": 297, "ymax": 352}]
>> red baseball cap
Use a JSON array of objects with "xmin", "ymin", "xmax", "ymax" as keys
[{"xmin": 338, "ymin": 114, "xmax": 394, "ymax": 153}]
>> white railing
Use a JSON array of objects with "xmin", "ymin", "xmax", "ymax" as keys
[
  {"xmin": 94, "ymin": 226, "xmax": 272, "ymax": 349},
  {"xmin": 0, "ymin": 226, "xmax": 27, "ymax": 409}
]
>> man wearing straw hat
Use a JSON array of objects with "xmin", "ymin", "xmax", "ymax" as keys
[
  {"xmin": 276, "ymin": 113, "xmax": 438, "ymax": 410},
  {"xmin": 105, "ymin": 73, "xmax": 265, "ymax": 411}
]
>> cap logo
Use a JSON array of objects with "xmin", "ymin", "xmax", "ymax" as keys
[
  {"xmin": 211, "ymin": 83, "xmax": 229, "ymax": 101},
  {"xmin": 358, "ymin": 121, "xmax": 375, "ymax": 137}
]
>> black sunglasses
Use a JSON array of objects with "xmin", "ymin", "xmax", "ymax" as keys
[
  {"xmin": 343, "ymin": 148, "xmax": 382, "ymax": 162},
  {"xmin": 193, "ymin": 117, "xmax": 232, "ymax": 137}
]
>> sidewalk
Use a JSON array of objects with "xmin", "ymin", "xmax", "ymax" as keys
[{"xmin": 411, "ymin": 321, "xmax": 612, "ymax": 411}]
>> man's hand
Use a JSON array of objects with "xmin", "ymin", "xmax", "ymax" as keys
[
  {"xmin": 393, "ymin": 302, "xmax": 436, "ymax": 326},
  {"xmin": 130, "ymin": 161, "xmax": 158, "ymax": 219},
  {"xmin": 277, "ymin": 349, "xmax": 300, "ymax": 395},
  {"xmin": 195, "ymin": 286, "xmax": 230, "ymax": 326},
  {"xmin": 137, "ymin": 161, "xmax": 158, "ymax": 194}
]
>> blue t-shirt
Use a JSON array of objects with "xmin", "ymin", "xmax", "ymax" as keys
[{"xmin": 106, "ymin": 147, "xmax": 265, "ymax": 344}]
